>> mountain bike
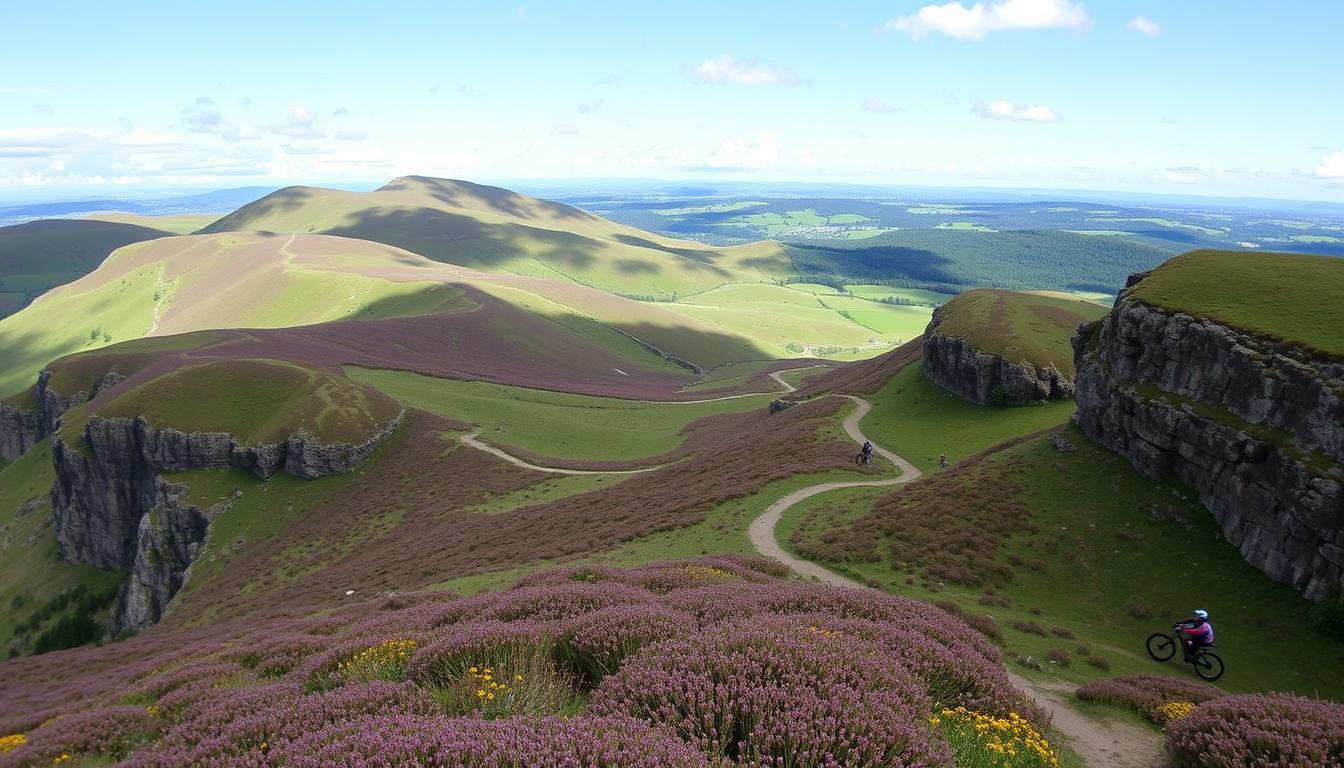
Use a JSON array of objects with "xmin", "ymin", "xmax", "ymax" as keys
[
  {"xmin": 1146, "ymin": 626, "xmax": 1224, "ymax": 681},
  {"xmin": 854, "ymin": 451, "xmax": 872, "ymax": 465}
]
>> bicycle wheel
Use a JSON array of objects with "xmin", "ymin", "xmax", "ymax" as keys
[
  {"xmin": 1194, "ymin": 651, "xmax": 1224, "ymax": 681},
  {"xmin": 1146, "ymin": 633, "xmax": 1176, "ymax": 661}
]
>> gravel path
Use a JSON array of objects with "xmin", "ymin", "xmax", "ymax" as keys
[{"xmin": 745, "ymin": 393, "xmax": 1167, "ymax": 768}]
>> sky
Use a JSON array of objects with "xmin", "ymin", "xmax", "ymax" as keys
[{"xmin": 2, "ymin": 0, "xmax": 1343, "ymax": 202}]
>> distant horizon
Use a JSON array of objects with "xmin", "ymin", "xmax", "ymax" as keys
[{"xmin": 3, "ymin": 175, "xmax": 1344, "ymax": 215}]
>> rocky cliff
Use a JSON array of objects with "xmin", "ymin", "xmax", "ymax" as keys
[
  {"xmin": 51, "ymin": 410, "xmax": 403, "ymax": 632},
  {"xmin": 1073, "ymin": 287, "xmax": 1344, "ymax": 599},
  {"xmin": 0, "ymin": 369, "xmax": 125, "ymax": 461},
  {"xmin": 922, "ymin": 307, "xmax": 1075, "ymax": 405}
]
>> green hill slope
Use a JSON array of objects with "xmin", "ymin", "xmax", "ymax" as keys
[
  {"xmin": 200, "ymin": 176, "xmax": 793, "ymax": 299},
  {"xmin": 0, "ymin": 219, "xmax": 171, "ymax": 319},
  {"xmin": 1126, "ymin": 249, "xmax": 1344, "ymax": 358},
  {"xmin": 931, "ymin": 289, "xmax": 1109, "ymax": 376}
]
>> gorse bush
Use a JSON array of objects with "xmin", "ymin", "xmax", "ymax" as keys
[
  {"xmin": 1075, "ymin": 674, "xmax": 1224, "ymax": 724},
  {"xmin": 0, "ymin": 556, "xmax": 1052, "ymax": 768}
]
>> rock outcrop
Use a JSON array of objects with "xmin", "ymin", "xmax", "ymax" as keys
[
  {"xmin": 1073, "ymin": 282, "xmax": 1344, "ymax": 599},
  {"xmin": 51, "ymin": 410, "xmax": 403, "ymax": 632},
  {"xmin": 0, "ymin": 369, "xmax": 126, "ymax": 461},
  {"xmin": 922, "ymin": 307, "xmax": 1074, "ymax": 405},
  {"xmin": 0, "ymin": 401, "xmax": 41, "ymax": 461}
]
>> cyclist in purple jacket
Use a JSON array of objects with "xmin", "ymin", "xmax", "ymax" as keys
[{"xmin": 1178, "ymin": 609, "xmax": 1214, "ymax": 661}]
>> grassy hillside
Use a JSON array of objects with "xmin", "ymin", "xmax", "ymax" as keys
[
  {"xmin": 861, "ymin": 362, "xmax": 1076, "ymax": 471},
  {"xmin": 1127, "ymin": 249, "xmax": 1344, "ymax": 358},
  {"xmin": 931, "ymin": 289, "xmax": 1109, "ymax": 375},
  {"xmin": 782, "ymin": 426, "xmax": 1344, "ymax": 699},
  {"xmin": 64, "ymin": 359, "xmax": 401, "ymax": 446},
  {"xmin": 85, "ymin": 212, "xmax": 217, "ymax": 235},
  {"xmin": 199, "ymin": 176, "xmax": 793, "ymax": 299},
  {"xmin": 0, "ymin": 440, "xmax": 124, "ymax": 656},
  {"xmin": 0, "ymin": 219, "xmax": 170, "ymax": 319},
  {"xmin": 347, "ymin": 366, "xmax": 773, "ymax": 462}
]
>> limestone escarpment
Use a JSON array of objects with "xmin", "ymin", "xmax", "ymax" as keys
[
  {"xmin": 51, "ymin": 410, "xmax": 402, "ymax": 632},
  {"xmin": 1073, "ymin": 291, "xmax": 1344, "ymax": 599},
  {"xmin": 0, "ymin": 401, "xmax": 41, "ymax": 461},
  {"xmin": 922, "ymin": 306, "xmax": 1075, "ymax": 405}
]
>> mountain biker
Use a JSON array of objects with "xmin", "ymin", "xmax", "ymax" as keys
[
  {"xmin": 1177, "ymin": 609, "xmax": 1214, "ymax": 661},
  {"xmin": 860, "ymin": 440, "xmax": 873, "ymax": 464},
  {"xmin": 938, "ymin": 452, "xmax": 948, "ymax": 469}
]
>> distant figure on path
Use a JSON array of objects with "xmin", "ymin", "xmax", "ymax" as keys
[
  {"xmin": 938, "ymin": 452, "xmax": 948, "ymax": 469},
  {"xmin": 859, "ymin": 440, "xmax": 873, "ymax": 465}
]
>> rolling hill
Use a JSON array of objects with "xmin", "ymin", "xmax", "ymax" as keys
[
  {"xmin": 0, "ymin": 219, "xmax": 172, "ymax": 320},
  {"xmin": 199, "ymin": 176, "xmax": 794, "ymax": 299}
]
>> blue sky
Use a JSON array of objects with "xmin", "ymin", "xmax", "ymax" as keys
[{"xmin": 2, "ymin": 0, "xmax": 1342, "ymax": 201}]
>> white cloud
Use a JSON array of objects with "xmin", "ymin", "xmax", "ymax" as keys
[
  {"xmin": 1126, "ymin": 16, "xmax": 1164, "ymax": 36},
  {"xmin": 972, "ymin": 98, "xmax": 1060, "ymax": 122},
  {"xmin": 334, "ymin": 130, "xmax": 367, "ymax": 141},
  {"xmin": 887, "ymin": 0, "xmax": 1089, "ymax": 40},
  {"xmin": 1317, "ymin": 151, "xmax": 1344, "ymax": 178},
  {"xmin": 706, "ymin": 133, "xmax": 782, "ymax": 168},
  {"xmin": 578, "ymin": 99, "xmax": 605, "ymax": 114},
  {"xmin": 693, "ymin": 55, "xmax": 805, "ymax": 86},
  {"xmin": 862, "ymin": 97, "xmax": 901, "ymax": 113}
]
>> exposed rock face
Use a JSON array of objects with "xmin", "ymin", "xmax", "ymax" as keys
[
  {"xmin": 113, "ymin": 479, "xmax": 220, "ymax": 634},
  {"xmin": 1074, "ymin": 288, "xmax": 1344, "ymax": 599},
  {"xmin": 51, "ymin": 410, "xmax": 403, "ymax": 632},
  {"xmin": 922, "ymin": 308, "xmax": 1074, "ymax": 405},
  {"xmin": 0, "ymin": 369, "xmax": 126, "ymax": 461},
  {"xmin": 0, "ymin": 401, "xmax": 41, "ymax": 461}
]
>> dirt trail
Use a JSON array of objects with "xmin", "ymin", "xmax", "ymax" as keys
[
  {"xmin": 746, "ymin": 394, "xmax": 1167, "ymax": 768},
  {"xmin": 455, "ymin": 366, "xmax": 817, "ymax": 473}
]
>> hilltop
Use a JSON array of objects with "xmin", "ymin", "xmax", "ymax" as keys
[{"xmin": 199, "ymin": 176, "xmax": 792, "ymax": 300}]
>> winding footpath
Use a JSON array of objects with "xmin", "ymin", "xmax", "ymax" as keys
[
  {"xmin": 453, "ymin": 366, "xmax": 1164, "ymax": 766},
  {"xmin": 745, "ymin": 390, "xmax": 1165, "ymax": 768}
]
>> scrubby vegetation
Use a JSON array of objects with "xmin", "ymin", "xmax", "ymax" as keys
[{"xmin": 0, "ymin": 558, "xmax": 1060, "ymax": 767}]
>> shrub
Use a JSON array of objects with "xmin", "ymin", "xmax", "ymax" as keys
[
  {"xmin": 589, "ymin": 619, "xmax": 952, "ymax": 767},
  {"xmin": 272, "ymin": 714, "xmax": 710, "ymax": 767},
  {"xmin": 1125, "ymin": 599, "xmax": 1152, "ymax": 619},
  {"xmin": 1049, "ymin": 626, "xmax": 1075, "ymax": 640},
  {"xmin": 1076, "ymin": 675, "xmax": 1223, "ymax": 724},
  {"xmin": 1166, "ymin": 693, "xmax": 1344, "ymax": 767},
  {"xmin": 0, "ymin": 706, "xmax": 161, "ymax": 766},
  {"xmin": 1045, "ymin": 649, "xmax": 1071, "ymax": 667},
  {"xmin": 1084, "ymin": 656, "xmax": 1111, "ymax": 671},
  {"xmin": 1008, "ymin": 619, "xmax": 1048, "ymax": 636}
]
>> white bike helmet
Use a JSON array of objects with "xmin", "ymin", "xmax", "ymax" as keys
[{"xmin": 1193, "ymin": 609, "xmax": 1208, "ymax": 619}]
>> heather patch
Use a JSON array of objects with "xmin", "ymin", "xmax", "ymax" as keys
[
  {"xmin": 1165, "ymin": 693, "xmax": 1344, "ymax": 767},
  {"xmin": 0, "ymin": 559, "xmax": 1056, "ymax": 767},
  {"xmin": 1076, "ymin": 674, "xmax": 1224, "ymax": 724}
]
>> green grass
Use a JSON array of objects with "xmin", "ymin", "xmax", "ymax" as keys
[
  {"xmin": 782, "ymin": 426, "xmax": 1344, "ymax": 700},
  {"xmin": 346, "ymin": 366, "xmax": 772, "ymax": 462},
  {"xmin": 1127, "ymin": 249, "xmax": 1344, "ymax": 358},
  {"xmin": 840, "ymin": 285, "xmax": 955, "ymax": 306},
  {"xmin": 861, "ymin": 364, "xmax": 1076, "ymax": 471},
  {"xmin": 94, "ymin": 359, "xmax": 401, "ymax": 445},
  {"xmin": 931, "ymin": 289, "xmax": 1108, "ymax": 376},
  {"xmin": 0, "ymin": 439, "xmax": 124, "ymax": 654},
  {"xmin": 1088, "ymin": 217, "xmax": 1228, "ymax": 237},
  {"xmin": 0, "ymin": 263, "xmax": 163, "ymax": 398},
  {"xmin": 668, "ymin": 283, "xmax": 923, "ymax": 359}
]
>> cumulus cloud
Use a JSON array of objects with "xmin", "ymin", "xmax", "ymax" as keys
[
  {"xmin": 578, "ymin": 99, "xmax": 605, "ymax": 114},
  {"xmin": 862, "ymin": 97, "xmax": 901, "ymax": 113},
  {"xmin": 972, "ymin": 98, "xmax": 1060, "ymax": 122},
  {"xmin": 268, "ymin": 105, "xmax": 324, "ymax": 139},
  {"xmin": 0, "ymin": 128, "xmax": 98, "ymax": 158},
  {"xmin": 181, "ymin": 96, "xmax": 224, "ymax": 133},
  {"xmin": 1126, "ymin": 16, "xmax": 1164, "ymax": 36},
  {"xmin": 693, "ymin": 55, "xmax": 805, "ymax": 86},
  {"xmin": 887, "ymin": 0, "xmax": 1089, "ymax": 40},
  {"xmin": 334, "ymin": 130, "xmax": 367, "ymax": 141},
  {"xmin": 1317, "ymin": 151, "xmax": 1344, "ymax": 179}
]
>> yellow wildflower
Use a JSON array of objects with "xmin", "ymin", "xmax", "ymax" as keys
[
  {"xmin": 0, "ymin": 734, "xmax": 26, "ymax": 754},
  {"xmin": 1157, "ymin": 701, "xmax": 1196, "ymax": 723}
]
